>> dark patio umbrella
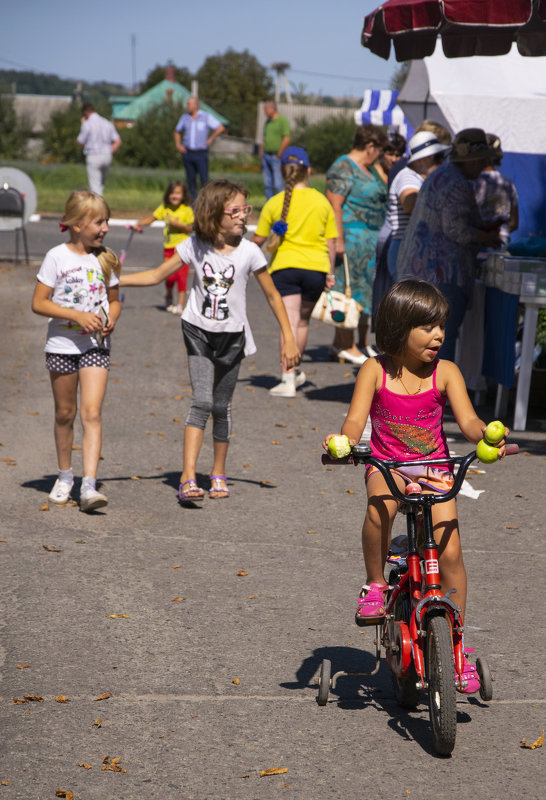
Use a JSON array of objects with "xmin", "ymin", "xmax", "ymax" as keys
[{"xmin": 362, "ymin": 0, "xmax": 546, "ymax": 60}]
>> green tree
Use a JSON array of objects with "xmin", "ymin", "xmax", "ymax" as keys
[
  {"xmin": 0, "ymin": 94, "xmax": 31, "ymax": 158},
  {"xmin": 196, "ymin": 49, "xmax": 273, "ymax": 138},
  {"xmin": 291, "ymin": 115, "xmax": 356, "ymax": 172},
  {"xmin": 116, "ymin": 102, "xmax": 184, "ymax": 168},
  {"xmin": 42, "ymin": 103, "xmax": 86, "ymax": 163},
  {"xmin": 140, "ymin": 63, "xmax": 193, "ymax": 93}
]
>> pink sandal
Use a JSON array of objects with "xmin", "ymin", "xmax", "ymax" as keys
[
  {"xmin": 355, "ymin": 582, "xmax": 388, "ymax": 626},
  {"xmin": 455, "ymin": 649, "xmax": 480, "ymax": 694}
]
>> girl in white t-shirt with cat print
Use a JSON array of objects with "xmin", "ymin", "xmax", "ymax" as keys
[
  {"xmin": 120, "ymin": 178, "xmax": 300, "ymax": 502},
  {"xmin": 32, "ymin": 190, "xmax": 121, "ymax": 512}
]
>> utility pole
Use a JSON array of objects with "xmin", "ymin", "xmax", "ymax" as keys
[
  {"xmin": 271, "ymin": 62, "xmax": 292, "ymax": 104},
  {"xmin": 131, "ymin": 34, "xmax": 137, "ymax": 94}
]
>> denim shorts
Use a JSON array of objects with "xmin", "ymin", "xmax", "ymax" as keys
[{"xmin": 271, "ymin": 268, "xmax": 326, "ymax": 303}]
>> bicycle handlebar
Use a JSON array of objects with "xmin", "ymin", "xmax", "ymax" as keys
[{"xmin": 321, "ymin": 443, "xmax": 519, "ymax": 507}]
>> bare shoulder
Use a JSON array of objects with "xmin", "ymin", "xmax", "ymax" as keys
[
  {"xmin": 356, "ymin": 355, "xmax": 383, "ymax": 389},
  {"xmin": 436, "ymin": 358, "xmax": 464, "ymax": 392}
]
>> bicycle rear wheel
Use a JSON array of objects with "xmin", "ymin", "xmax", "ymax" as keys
[
  {"xmin": 426, "ymin": 615, "xmax": 457, "ymax": 755},
  {"xmin": 391, "ymin": 591, "xmax": 420, "ymax": 708}
]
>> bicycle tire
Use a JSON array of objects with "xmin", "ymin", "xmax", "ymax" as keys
[
  {"xmin": 426, "ymin": 615, "xmax": 457, "ymax": 755},
  {"xmin": 317, "ymin": 658, "xmax": 331, "ymax": 706},
  {"xmin": 476, "ymin": 656, "xmax": 493, "ymax": 702},
  {"xmin": 391, "ymin": 592, "xmax": 420, "ymax": 708}
]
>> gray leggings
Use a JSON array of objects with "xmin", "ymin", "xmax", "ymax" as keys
[{"xmin": 185, "ymin": 355, "xmax": 241, "ymax": 442}]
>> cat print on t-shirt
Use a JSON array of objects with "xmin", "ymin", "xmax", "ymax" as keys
[{"xmin": 201, "ymin": 262, "xmax": 234, "ymax": 320}]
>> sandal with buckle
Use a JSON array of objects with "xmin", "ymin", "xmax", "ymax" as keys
[
  {"xmin": 455, "ymin": 649, "xmax": 480, "ymax": 694},
  {"xmin": 209, "ymin": 475, "xmax": 230, "ymax": 499},
  {"xmin": 178, "ymin": 479, "xmax": 205, "ymax": 502},
  {"xmin": 355, "ymin": 582, "xmax": 387, "ymax": 626}
]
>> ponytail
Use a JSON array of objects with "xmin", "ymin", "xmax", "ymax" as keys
[
  {"xmin": 95, "ymin": 246, "xmax": 121, "ymax": 284},
  {"xmin": 265, "ymin": 163, "xmax": 308, "ymax": 254}
]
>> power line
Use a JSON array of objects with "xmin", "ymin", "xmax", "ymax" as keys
[{"xmin": 288, "ymin": 66, "xmax": 390, "ymax": 85}]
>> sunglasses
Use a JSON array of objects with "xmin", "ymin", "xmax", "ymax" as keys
[{"xmin": 224, "ymin": 205, "xmax": 252, "ymax": 218}]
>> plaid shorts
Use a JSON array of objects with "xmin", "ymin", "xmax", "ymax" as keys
[{"xmin": 45, "ymin": 348, "xmax": 110, "ymax": 374}]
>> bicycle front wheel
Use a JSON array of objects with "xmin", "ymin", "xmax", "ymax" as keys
[{"xmin": 426, "ymin": 615, "xmax": 457, "ymax": 755}]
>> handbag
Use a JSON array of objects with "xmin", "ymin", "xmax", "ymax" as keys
[{"xmin": 311, "ymin": 254, "xmax": 363, "ymax": 329}]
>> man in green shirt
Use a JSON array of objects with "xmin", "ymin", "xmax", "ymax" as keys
[{"xmin": 259, "ymin": 101, "xmax": 291, "ymax": 199}]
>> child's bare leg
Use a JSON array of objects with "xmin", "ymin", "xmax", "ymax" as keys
[
  {"xmin": 79, "ymin": 367, "xmax": 108, "ymax": 479},
  {"xmin": 177, "ymin": 289, "xmax": 186, "ymax": 310},
  {"xmin": 278, "ymin": 293, "xmax": 301, "ymax": 374},
  {"xmin": 362, "ymin": 471, "xmax": 402, "ymax": 585},
  {"xmin": 210, "ymin": 439, "xmax": 229, "ymax": 497},
  {"xmin": 179, "ymin": 425, "xmax": 205, "ymax": 498},
  {"xmin": 50, "ymin": 372, "xmax": 79, "ymax": 470},
  {"xmin": 432, "ymin": 499, "xmax": 467, "ymax": 621}
]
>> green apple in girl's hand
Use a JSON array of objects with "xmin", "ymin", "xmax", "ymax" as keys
[
  {"xmin": 476, "ymin": 439, "xmax": 499, "ymax": 464},
  {"xmin": 328, "ymin": 434, "xmax": 352, "ymax": 459},
  {"xmin": 484, "ymin": 420, "xmax": 506, "ymax": 446}
]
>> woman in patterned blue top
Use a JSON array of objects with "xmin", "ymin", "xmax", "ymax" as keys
[{"xmin": 326, "ymin": 125, "xmax": 388, "ymax": 365}]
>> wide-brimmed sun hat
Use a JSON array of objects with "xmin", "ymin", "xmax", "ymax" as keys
[
  {"xmin": 450, "ymin": 128, "xmax": 499, "ymax": 162},
  {"xmin": 407, "ymin": 131, "xmax": 450, "ymax": 164}
]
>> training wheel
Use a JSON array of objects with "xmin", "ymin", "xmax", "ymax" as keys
[
  {"xmin": 317, "ymin": 658, "xmax": 331, "ymax": 706},
  {"xmin": 476, "ymin": 656, "xmax": 493, "ymax": 702}
]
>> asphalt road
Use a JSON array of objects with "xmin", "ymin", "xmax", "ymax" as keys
[{"xmin": 1, "ymin": 220, "xmax": 545, "ymax": 799}]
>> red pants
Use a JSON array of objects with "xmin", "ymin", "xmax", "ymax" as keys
[{"xmin": 163, "ymin": 248, "xmax": 189, "ymax": 291}]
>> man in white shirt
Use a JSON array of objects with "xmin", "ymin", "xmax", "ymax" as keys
[
  {"xmin": 174, "ymin": 97, "xmax": 226, "ymax": 201},
  {"xmin": 77, "ymin": 104, "xmax": 122, "ymax": 196}
]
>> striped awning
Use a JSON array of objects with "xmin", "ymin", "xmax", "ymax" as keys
[{"xmin": 354, "ymin": 90, "xmax": 414, "ymax": 141}]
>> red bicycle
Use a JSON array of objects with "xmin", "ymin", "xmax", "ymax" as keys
[{"xmin": 318, "ymin": 443, "xmax": 518, "ymax": 755}]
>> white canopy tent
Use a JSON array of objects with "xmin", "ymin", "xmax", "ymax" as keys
[{"xmin": 398, "ymin": 45, "xmax": 546, "ymax": 241}]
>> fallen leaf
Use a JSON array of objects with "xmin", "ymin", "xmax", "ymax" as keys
[
  {"xmin": 514, "ymin": 493, "xmax": 523, "ymax": 498},
  {"xmin": 130, "ymin": 475, "xmax": 141, "ymax": 480},
  {"xmin": 523, "ymin": 451, "xmax": 533, "ymax": 456},
  {"xmin": 0, "ymin": 539, "xmax": 7, "ymax": 542},
  {"xmin": 232, "ymin": 678, "xmax": 240, "ymax": 685},
  {"xmin": 55, "ymin": 696, "xmax": 70, "ymax": 703},
  {"xmin": 248, "ymin": 595, "xmax": 257, "ymax": 599},
  {"xmin": 246, "ymin": 386, "xmax": 256, "ymax": 392},
  {"xmin": 271, "ymin": 440, "xmax": 281, "ymax": 445},
  {"xmin": 173, "ymin": 418, "xmax": 181, "ymax": 423},
  {"xmin": 16, "ymin": 664, "xmax": 31, "ymax": 669},
  {"xmin": 241, "ymin": 774, "xmax": 250, "ymax": 779},
  {"xmin": 1, "ymin": 457, "xmax": 15, "ymax": 464},
  {"xmin": 344, "ymin": 371, "xmax": 351, "ymax": 377},
  {"xmin": 106, "ymin": 614, "xmax": 130, "ymax": 618},
  {"xmin": 40, "ymin": 504, "xmax": 50, "ymax": 511},
  {"xmin": 94, "ymin": 692, "xmax": 112, "ymax": 701},
  {"xmin": 92, "ymin": 718, "xmax": 102, "ymax": 727},
  {"xmin": 55, "ymin": 791, "xmax": 74, "ymax": 799},
  {"xmin": 260, "ymin": 767, "xmax": 288, "ymax": 777},
  {"xmin": 71, "ymin": 445, "xmax": 81, "ymax": 450},
  {"xmin": 260, "ymin": 480, "xmax": 276, "ymax": 486},
  {"xmin": 102, "ymin": 755, "xmax": 126, "ymax": 772},
  {"xmin": 275, "ymin": 423, "xmax": 288, "ymax": 428},
  {"xmin": 172, "ymin": 564, "xmax": 182, "ymax": 569},
  {"xmin": 306, "ymin": 530, "xmax": 317, "ymax": 535},
  {"xmin": 78, "ymin": 762, "xmax": 92, "ymax": 770},
  {"xmin": 505, "ymin": 526, "xmax": 519, "ymax": 530},
  {"xmin": 28, "ymin": 411, "xmax": 39, "ymax": 416},
  {"xmin": 237, "ymin": 570, "xmax": 248, "ymax": 576},
  {"xmin": 345, "ymin": 489, "xmax": 355, "ymax": 494},
  {"xmin": 13, "ymin": 695, "xmax": 44, "ymax": 704},
  {"xmin": 42, "ymin": 545, "xmax": 62, "ymax": 552},
  {"xmin": 1, "ymin": 781, "xmax": 9, "ymax": 785},
  {"xmin": 171, "ymin": 597, "xmax": 184, "ymax": 602},
  {"xmin": 521, "ymin": 730, "xmax": 544, "ymax": 749},
  {"xmin": 243, "ymin": 462, "xmax": 252, "ymax": 468}
]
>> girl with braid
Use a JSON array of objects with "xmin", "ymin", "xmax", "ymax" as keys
[{"xmin": 252, "ymin": 146, "xmax": 338, "ymax": 397}]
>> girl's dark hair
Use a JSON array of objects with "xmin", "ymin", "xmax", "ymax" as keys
[
  {"xmin": 193, "ymin": 179, "xmax": 249, "ymax": 244},
  {"xmin": 383, "ymin": 132, "xmax": 406, "ymax": 156},
  {"xmin": 163, "ymin": 180, "xmax": 190, "ymax": 206},
  {"xmin": 353, "ymin": 124, "xmax": 388, "ymax": 152},
  {"xmin": 375, "ymin": 280, "xmax": 450, "ymax": 356}
]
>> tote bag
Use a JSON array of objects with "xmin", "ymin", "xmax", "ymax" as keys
[{"xmin": 311, "ymin": 254, "xmax": 363, "ymax": 329}]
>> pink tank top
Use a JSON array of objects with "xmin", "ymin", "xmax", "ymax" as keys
[{"xmin": 369, "ymin": 358, "xmax": 449, "ymax": 463}]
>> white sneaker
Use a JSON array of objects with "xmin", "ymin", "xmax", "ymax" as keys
[
  {"xmin": 170, "ymin": 305, "xmax": 183, "ymax": 315},
  {"xmin": 269, "ymin": 375, "xmax": 296, "ymax": 397},
  {"xmin": 295, "ymin": 370, "xmax": 306, "ymax": 388},
  {"xmin": 80, "ymin": 487, "xmax": 108, "ymax": 512},
  {"xmin": 48, "ymin": 478, "xmax": 73, "ymax": 505}
]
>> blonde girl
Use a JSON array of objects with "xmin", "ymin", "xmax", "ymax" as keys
[
  {"xmin": 120, "ymin": 178, "xmax": 300, "ymax": 502},
  {"xmin": 323, "ymin": 280, "xmax": 508, "ymax": 694},
  {"xmin": 132, "ymin": 180, "xmax": 193, "ymax": 313},
  {"xmin": 32, "ymin": 190, "xmax": 121, "ymax": 512},
  {"xmin": 252, "ymin": 146, "xmax": 337, "ymax": 398}
]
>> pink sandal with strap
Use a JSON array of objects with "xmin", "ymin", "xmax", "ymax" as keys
[{"xmin": 355, "ymin": 582, "xmax": 388, "ymax": 626}]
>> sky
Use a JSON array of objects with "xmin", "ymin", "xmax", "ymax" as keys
[{"xmin": 2, "ymin": 0, "xmax": 397, "ymax": 99}]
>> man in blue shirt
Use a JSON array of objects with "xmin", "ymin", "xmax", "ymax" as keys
[{"xmin": 174, "ymin": 97, "xmax": 226, "ymax": 201}]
